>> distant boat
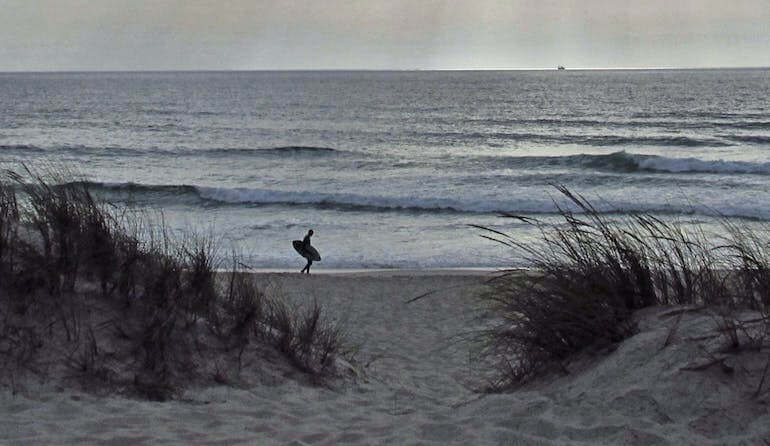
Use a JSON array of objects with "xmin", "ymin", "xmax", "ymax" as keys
[{"xmin": 557, "ymin": 65, "xmax": 565, "ymax": 70}]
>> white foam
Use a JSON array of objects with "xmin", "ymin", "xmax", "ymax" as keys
[
  {"xmin": 196, "ymin": 186, "xmax": 554, "ymax": 214},
  {"xmin": 196, "ymin": 184, "xmax": 770, "ymax": 221},
  {"xmin": 636, "ymin": 154, "xmax": 770, "ymax": 174}
]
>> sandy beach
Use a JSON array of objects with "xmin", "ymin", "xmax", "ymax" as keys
[
  {"xmin": 2, "ymin": 4, "xmax": 769, "ymax": 443},
  {"xmin": 3, "ymin": 270, "xmax": 769, "ymax": 445}
]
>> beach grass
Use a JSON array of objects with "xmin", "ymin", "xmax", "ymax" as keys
[
  {"xmin": 0, "ymin": 165, "xmax": 348, "ymax": 399},
  {"xmin": 476, "ymin": 185, "xmax": 770, "ymax": 389}
]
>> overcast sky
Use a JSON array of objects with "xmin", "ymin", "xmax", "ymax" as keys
[{"xmin": 1, "ymin": 0, "xmax": 768, "ymax": 71}]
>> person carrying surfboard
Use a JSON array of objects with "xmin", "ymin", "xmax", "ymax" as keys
[
  {"xmin": 300, "ymin": 229, "xmax": 315, "ymax": 274},
  {"xmin": 292, "ymin": 229, "xmax": 321, "ymax": 274}
]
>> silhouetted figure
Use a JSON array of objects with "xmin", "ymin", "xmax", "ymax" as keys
[{"xmin": 300, "ymin": 229, "xmax": 314, "ymax": 274}]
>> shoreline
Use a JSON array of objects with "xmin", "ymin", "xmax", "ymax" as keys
[{"xmin": 239, "ymin": 267, "xmax": 508, "ymax": 277}]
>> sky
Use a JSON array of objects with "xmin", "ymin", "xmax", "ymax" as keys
[{"xmin": 1, "ymin": 0, "xmax": 768, "ymax": 71}]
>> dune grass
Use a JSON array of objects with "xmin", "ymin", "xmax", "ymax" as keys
[
  {"xmin": 477, "ymin": 186, "xmax": 770, "ymax": 388},
  {"xmin": 0, "ymin": 165, "xmax": 347, "ymax": 399}
]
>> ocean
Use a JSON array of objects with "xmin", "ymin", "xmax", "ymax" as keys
[{"xmin": 1, "ymin": 69, "xmax": 768, "ymax": 269}]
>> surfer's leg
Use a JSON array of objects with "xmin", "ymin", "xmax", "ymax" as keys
[{"xmin": 306, "ymin": 259, "xmax": 313, "ymax": 274}]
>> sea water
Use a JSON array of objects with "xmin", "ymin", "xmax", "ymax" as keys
[{"xmin": 1, "ymin": 69, "xmax": 768, "ymax": 269}]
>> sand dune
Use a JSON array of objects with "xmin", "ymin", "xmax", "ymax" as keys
[{"xmin": 3, "ymin": 271, "xmax": 769, "ymax": 445}]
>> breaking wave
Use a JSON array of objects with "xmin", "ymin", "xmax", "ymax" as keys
[
  {"xmin": 494, "ymin": 151, "xmax": 770, "ymax": 175},
  {"xmin": 74, "ymin": 181, "xmax": 770, "ymax": 220}
]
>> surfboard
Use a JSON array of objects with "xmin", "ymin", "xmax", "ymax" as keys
[{"xmin": 292, "ymin": 240, "xmax": 321, "ymax": 261}]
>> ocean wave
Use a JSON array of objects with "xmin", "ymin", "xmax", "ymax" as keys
[
  {"xmin": 594, "ymin": 152, "xmax": 770, "ymax": 174},
  {"xmin": 207, "ymin": 146, "xmax": 339, "ymax": 155},
  {"xmin": 78, "ymin": 181, "xmax": 770, "ymax": 220},
  {"xmin": 720, "ymin": 135, "xmax": 770, "ymax": 145},
  {"xmin": 82, "ymin": 181, "xmax": 517, "ymax": 213},
  {"xmin": 0, "ymin": 144, "xmax": 46, "ymax": 153},
  {"xmin": 416, "ymin": 131, "xmax": 728, "ymax": 147},
  {"xmin": 83, "ymin": 182, "xmax": 198, "ymax": 195},
  {"xmin": 493, "ymin": 151, "xmax": 770, "ymax": 175},
  {"xmin": 721, "ymin": 121, "xmax": 770, "ymax": 130},
  {"xmin": 568, "ymin": 135, "xmax": 726, "ymax": 147},
  {"xmin": 195, "ymin": 186, "xmax": 500, "ymax": 212},
  {"xmin": 465, "ymin": 117, "xmax": 770, "ymax": 131},
  {"xmin": 631, "ymin": 111, "xmax": 769, "ymax": 120},
  {"xmin": 0, "ymin": 144, "xmax": 341, "ymax": 157},
  {"xmin": 0, "ymin": 144, "xmax": 151, "ymax": 157}
]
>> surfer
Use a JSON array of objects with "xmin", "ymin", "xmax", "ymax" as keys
[
  {"xmin": 300, "ymin": 229, "xmax": 314, "ymax": 274},
  {"xmin": 292, "ymin": 229, "xmax": 320, "ymax": 274}
]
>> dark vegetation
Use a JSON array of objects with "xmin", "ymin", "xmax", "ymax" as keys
[
  {"xmin": 0, "ymin": 165, "xmax": 346, "ymax": 400},
  {"xmin": 477, "ymin": 186, "xmax": 770, "ymax": 389}
]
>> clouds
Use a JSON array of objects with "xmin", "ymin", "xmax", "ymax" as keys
[{"xmin": 0, "ymin": 0, "xmax": 768, "ymax": 70}]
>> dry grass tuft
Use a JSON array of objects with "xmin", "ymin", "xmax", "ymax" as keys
[
  {"xmin": 476, "ymin": 186, "xmax": 770, "ymax": 389},
  {"xmin": 0, "ymin": 165, "xmax": 349, "ymax": 398}
]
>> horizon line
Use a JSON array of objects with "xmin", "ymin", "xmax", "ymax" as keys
[{"xmin": 1, "ymin": 66, "xmax": 769, "ymax": 74}]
